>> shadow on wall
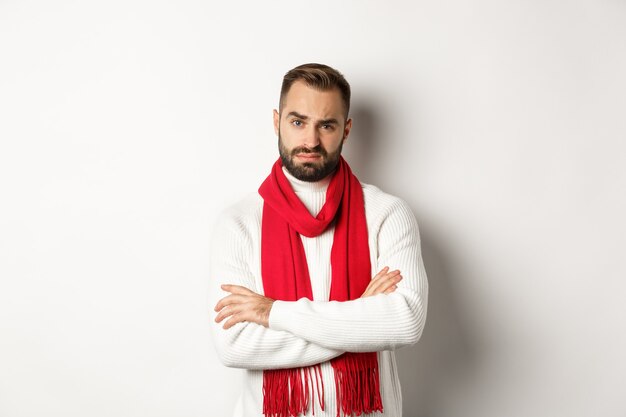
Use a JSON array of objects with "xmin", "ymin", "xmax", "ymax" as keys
[
  {"xmin": 343, "ymin": 103, "xmax": 382, "ymax": 185},
  {"xmin": 397, "ymin": 230, "xmax": 479, "ymax": 417},
  {"xmin": 347, "ymin": 101, "xmax": 481, "ymax": 417}
]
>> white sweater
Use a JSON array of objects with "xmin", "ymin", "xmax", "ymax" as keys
[{"xmin": 209, "ymin": 168, "xmax": 428, "ymax": 417}]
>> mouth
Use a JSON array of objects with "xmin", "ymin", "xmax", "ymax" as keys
[{"xmin": 295, "ymin": 153, "xmax": 322, "ymax": 161}]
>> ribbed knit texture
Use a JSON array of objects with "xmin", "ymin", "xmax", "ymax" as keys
[{"xmin": 209, "ymin": 167, "xmax": 428, "ymax": 417}]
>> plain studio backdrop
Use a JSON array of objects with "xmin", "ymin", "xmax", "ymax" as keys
[{"xmin": 1, "ymin": 1, "xmax": 625, "ymax": 416}]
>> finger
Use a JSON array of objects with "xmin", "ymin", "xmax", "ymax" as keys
[
  {"xmin": 368, "ymin": 273, "xmax": 402, "ymax": 296},
  {"xmin": 215, "ymin": 305, "xmax": 231, "ymax": 323},
  {"xmin": 383, "ymin": 285, "xmax": 398, "ymax": 294},
  {"xmin": 366, "ymin": 270, "xmax": 401, "ymax": 295},
  {"xmin": 376, "ymin": 275, "xmax": 402, "ymax": 294},
  {"xmin": 376, "ymin": 269, "xmax": 400, "ymax": 280},
  {"xmin": 215, "ymin": 303, "xmax": 245, "ymax": 323},
  {"xmin": 371, "ymin": 266, "xmax": 390, "ymax": 281},
  {"xmin": 363, "ymin": 268, "xmax": 395, "ymax": 295},
  {"xmin": 221, "ymin": 284, "xmax": 255, "ymax": 295},
  {"xmin": 223, "ymin": 312, "xmax": 248, "ymax": 330},
  {"xmin": 214, "ymin": 294, "xmax": 247, "ymax": 312}
]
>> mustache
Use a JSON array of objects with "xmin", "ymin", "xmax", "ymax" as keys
[{"xmin": 291, "ymin": 146, "xmax": 327, "ymax": 157}]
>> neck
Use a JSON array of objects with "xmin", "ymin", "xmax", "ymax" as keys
[
  {"xmin": 282, "ymin": 167, "xmax": 332, "ymax": 193},
  {"xmin": 282, "ymin": 167, "xmax": 330, "ymax": 216}
]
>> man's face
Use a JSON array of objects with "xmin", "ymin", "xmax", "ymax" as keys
[{"xmin": 274, "ymin": 81, "xmax": 352, "ymax": 182}]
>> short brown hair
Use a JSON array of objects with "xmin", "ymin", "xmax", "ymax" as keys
[{"xmin": 279, "ymin": 63, "xmax": 351, "ymax": 118}]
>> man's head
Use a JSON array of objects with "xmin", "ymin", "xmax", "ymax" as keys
[{"xmin": 274, "ymin": 63, "xmax": 352, "ymax": 182}]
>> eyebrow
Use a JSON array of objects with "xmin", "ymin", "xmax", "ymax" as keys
[
  {"xmin": 319, "ymin": 118, "xmax": 339, "ymax": 125},
  {"xmin": 286, "ymin": 111, "xmax": 339, "ymax": 125},
  {"xmin": 286, "ymin": 111, "xmax": 309, "ymax": 120}
]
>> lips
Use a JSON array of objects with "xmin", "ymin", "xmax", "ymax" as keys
[{"xmin": 296, "ymin": 153, "xmax": 321, "ymax": 160}]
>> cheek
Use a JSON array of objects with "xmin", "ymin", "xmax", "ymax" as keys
[
  {"xmin": 287, "ymin": 132, "xmax": 318, "ymax": 151},
  {"xmin": 280, "ymin": 132, "xmax": 298, "ymax": 149},
  {"xmin": 280, "ymin": 124, "xmax": 301, "ymax": 143},
  {"xmin": 321, "ymin": 133, "xmax": 344, "ymax": 152}
]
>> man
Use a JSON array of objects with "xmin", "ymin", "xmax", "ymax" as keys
[{"xmin": 210, "ymin": 63, "xmax": 428, "ymax": 417}]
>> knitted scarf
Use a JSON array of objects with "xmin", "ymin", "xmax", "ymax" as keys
[{"xmin": 258, "ymin": 156, "xmax": 383, "ymax": 417}]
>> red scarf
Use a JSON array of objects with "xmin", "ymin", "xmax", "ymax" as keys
[{"xmin": 258, "ymin": 157, "xmax": 383, "ymax": 417}]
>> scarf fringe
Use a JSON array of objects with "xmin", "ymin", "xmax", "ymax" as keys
[
  {"xmin": 263, "ymin": 365, "xmax": 325, "ymax": 417},
  {"xmin": 332, "ymin": 353, "xmax": 383, "ymax": 417}
]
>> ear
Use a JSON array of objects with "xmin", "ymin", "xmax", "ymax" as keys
[
  {"xmin": 273, "ymin": 109, "xmax": 280, "ymax": 135},
  {"xmin": 343, "ymin": 118, "xmax": 353, "ymax": 142}
]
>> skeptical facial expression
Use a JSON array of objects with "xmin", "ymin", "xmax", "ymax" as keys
[{"xmin": 274, "ymin": 81, "xmax": 352, "ymax": 182}]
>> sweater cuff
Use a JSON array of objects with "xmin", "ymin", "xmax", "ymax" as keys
[{"xmin": 268, "ymin": 300, "xmax": 292, "ymax": 332}]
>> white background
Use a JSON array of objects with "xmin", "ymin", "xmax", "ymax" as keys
[{"xmin": 1, "ymin": 1, "xmax": 625, "ymax": 416}]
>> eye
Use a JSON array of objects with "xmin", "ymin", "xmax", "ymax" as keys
[
  {"xmin": 291, "ymin": 119, "xmax": 303, "ymax": 127},
  {"xmin": 321, "ymin": 123, "xmax": 335, "ymax": 130}
]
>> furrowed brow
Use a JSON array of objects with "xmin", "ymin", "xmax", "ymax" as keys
[
  {"xmin": 319, "ymin": 118, "xmax": 339, "ymax": 125},
  {"xmin": 286, "ymin": 111, "xmax": 308, "ymax": 120}
]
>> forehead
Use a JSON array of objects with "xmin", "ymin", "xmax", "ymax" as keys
[{"xmin": 282, "ymin": 81, "xmax": 346, "ymax": 119}]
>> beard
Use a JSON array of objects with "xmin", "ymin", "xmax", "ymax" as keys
[{"xmin": 278, "ymin": 133, "xmax": 344, "ymax": 182}]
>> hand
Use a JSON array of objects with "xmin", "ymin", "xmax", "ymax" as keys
[
  {"xmin": 361, "ymin": 266, "xmax": 402, "ymax": 298},
  {"xmin": 214, "ymin": 284, "xmax": 275, "ymax": 330}
]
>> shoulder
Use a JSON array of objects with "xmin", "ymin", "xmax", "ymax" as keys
[
  {"xmin": 361, "ymin": 182, "xmax": 414, "ymax": 219},
  {"xmin": 361, "ymin": 182, "xmax": 420, "ymax": 237},
  {"xmin": 212, "ymin": 192, "xmax": 263, "ymax": 241}
]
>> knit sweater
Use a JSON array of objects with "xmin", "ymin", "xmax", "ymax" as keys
[{"xmin": 209, "ymin": 167, "xmax": 428, "ymax": 417}]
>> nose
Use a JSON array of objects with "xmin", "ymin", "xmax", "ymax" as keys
[{"xmin": 303, "ymin": 125, "xmax": 320, "ymax": 149}]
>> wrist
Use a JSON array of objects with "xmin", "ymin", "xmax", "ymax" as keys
[{"xmin": 263, "ymin": 299, "xmax": 275, "ymax": 327}]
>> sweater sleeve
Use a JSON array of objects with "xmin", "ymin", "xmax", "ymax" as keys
[
  {"xmin": 268, "ymin": 197, "xmax": 428, "ymax": 352},
  {"xmin": 209, "ymin": 208, "xmax": 344, "ymax": 370}
]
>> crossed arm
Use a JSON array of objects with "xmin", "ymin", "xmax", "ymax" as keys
[
  {"xmin": 210, "ymin": 197, "xmax": 428, "ymax": 369},
  {"xmin": 209, "ymin": 258, "xmax": 407, "ymax": 369},
  {"xmin": 214, "ymin": 266, "xmax": 402, "ymax": 329},
  {"xmin": 209, "ymin": 198, "xmax": 427, "ymax": 369}
]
